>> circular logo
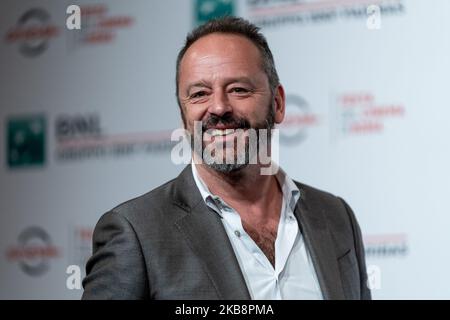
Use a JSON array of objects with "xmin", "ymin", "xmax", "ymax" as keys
[
  {"xmin": 4, "ymin": 8, "xmax": 60, "ymax": 57},
  {"xmin": 279, "ymin": 95, "xmax": 317, "ymax": 146},
  {"xmin": 18, "ymin": 8, "xmax": 51, "ymax": 57},
  {"xmin": 7, "ymin": 226, "xmax": 60, "ymax": 276}
]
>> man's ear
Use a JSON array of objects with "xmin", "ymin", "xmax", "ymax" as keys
[{"xmin": 273, "ymin": 84, "xmax": 285, "ymax": 124}]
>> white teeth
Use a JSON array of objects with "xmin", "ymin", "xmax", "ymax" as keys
[{"xmin": 210, "ymin": 129, "xmax": 235, "ymax": 137}]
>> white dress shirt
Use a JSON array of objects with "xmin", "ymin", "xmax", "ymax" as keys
[{"xmin": 191, "ymin": 163, "xmax": 323, "ymax": 300}]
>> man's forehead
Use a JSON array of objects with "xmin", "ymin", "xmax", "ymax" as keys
[
  {"xmin": 179, "ymin": 33, "xmax": 264, "ymax": 83},
  {"xmin": 181, "ymin": 33, "xmax": 262, "ymax": 66}
]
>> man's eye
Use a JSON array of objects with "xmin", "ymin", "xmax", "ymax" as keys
[
  {"xmin": 190, "ymin": 91, "xmax": 207, "ymax": 99},
  {"xmin": 231, "ymin": 87, "xmax": 249, "ymax": 94}
]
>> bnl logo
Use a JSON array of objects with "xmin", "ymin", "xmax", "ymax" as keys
[
  {"xmin": 6, "ymin": 114, "xmax": 46, "ymax": 168},
  {"xmin": 195, "ymin": 0, "xmax": 235, "ymax": 26}
]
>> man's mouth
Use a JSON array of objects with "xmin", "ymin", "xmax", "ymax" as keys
[{"xmin": 209, "ymin": 128, "xmax": 241, "ymax": 137}]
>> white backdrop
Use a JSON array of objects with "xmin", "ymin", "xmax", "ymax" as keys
[{"xmin": 1, "ymin": 0, "xmax": 449, "ymax": 299}]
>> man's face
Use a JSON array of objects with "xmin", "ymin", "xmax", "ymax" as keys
[{"xmin": 178, "ymin": 33, "xmax": 284, "ymax": 172}]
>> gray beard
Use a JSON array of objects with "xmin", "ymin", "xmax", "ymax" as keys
[
  {"xmin": 194, "ymin": 102, "xmax": 275, "ymax": 173},
  {"xmin": 207, "ymin": 163, "xmax": 247, "ymax": 173},
  {"xmin": 203, "ymin": 142, "xmax": 250, "ymax": 173}
]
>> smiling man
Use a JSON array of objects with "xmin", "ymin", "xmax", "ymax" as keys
[{"xmin": 82, "ymin": 16, "xmax": 371, "ymax": 300}]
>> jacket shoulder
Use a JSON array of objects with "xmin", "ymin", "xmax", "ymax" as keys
[
  {"xmin": 109, "ymin": 177, "xmax": 178, "ymax": 222},
  {"xmin": 294, "ymin": 181, "xmax": 346, "ymax": 211},
  {"xmin": 294, "ymin": 181, "xmax": 356, "ymax": 246}
]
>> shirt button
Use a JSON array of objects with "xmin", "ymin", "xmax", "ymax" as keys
[{"xmin": 234, "ymin": 230, "xmax": 241, "ymax": 238}]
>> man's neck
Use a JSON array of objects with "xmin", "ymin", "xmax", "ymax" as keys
[{"xmin": 194, "ymin": 161, "xmax": 281, "ymax": 220}]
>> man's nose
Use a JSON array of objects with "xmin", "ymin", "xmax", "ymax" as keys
[{"xmin": 208, "ymin": 90, "xmax": 232, "ymax": 117}]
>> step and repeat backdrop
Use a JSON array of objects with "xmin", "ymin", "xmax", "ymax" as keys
[{"xmin": 1, "ymin": 0, "xmax": 449, "ymax": 299}]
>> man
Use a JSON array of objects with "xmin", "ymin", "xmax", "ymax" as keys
[{"xmin": 82, "ymin": 17, "xmax": 371, "ymax": 300}]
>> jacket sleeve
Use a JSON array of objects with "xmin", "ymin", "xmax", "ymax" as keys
[
  {"xmin": 339, "ymin": 197, "xmax": 372, "ymax": 300},
  {"xmin": 81, "ymin": 211, "xmax": 149, "ymax": 299}
]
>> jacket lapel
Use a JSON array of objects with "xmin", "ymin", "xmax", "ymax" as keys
[
  {"xmin": 171, "ymin": 165, "xmax": 251, "ymax": 300},
  {"xmin": 294, "ymin": 184, "xmax": 346, "ymax": 300}
]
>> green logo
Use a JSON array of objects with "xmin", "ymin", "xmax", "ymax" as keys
[
  {"xmin": 6, "ymin": 114, "xmax": 46, "ymax": 168},
  {"xmin": 195, "ymin": 0, "xmax": 235, "ymax": 26}
]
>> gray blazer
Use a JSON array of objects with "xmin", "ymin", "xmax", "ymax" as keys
[{"xmin": 82, "ymin": 165, "xmax": 371, "ymax": 300}]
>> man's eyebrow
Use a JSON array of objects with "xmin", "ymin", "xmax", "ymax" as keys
[
  {"xmin": 185, "ymin": 77, "xmax": 256, "ymax": 95},
  {"xmin": 224, "ymin": 77, "xmax": 255, "ymax": 86}
]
